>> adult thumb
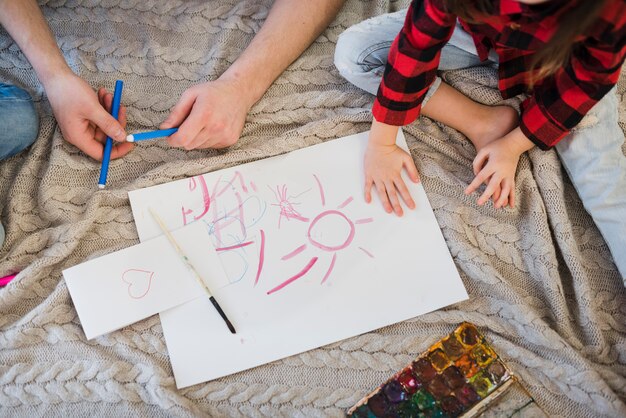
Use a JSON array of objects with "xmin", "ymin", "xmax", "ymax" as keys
[
  {"xmin": 92, "ymin": 106, "xmax": 126, "ymax": 142},
  {"xmin": 161, "ymin": 92, "xmax": 195, "ymax": 129}
]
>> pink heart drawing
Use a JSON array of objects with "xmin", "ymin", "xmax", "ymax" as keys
[{"xmin": 122, "ymin": 269, "xmax": 155, "ymax": 299}]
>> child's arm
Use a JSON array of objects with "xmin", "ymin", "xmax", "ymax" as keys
[
  {"xmin": 465, "ymin": 127, "xmax": 534, "ymax": 209},
  {"xmin": 364, "ymin": 120, "xmax": 420, "ymax": 217},
  {"xmin": 518, "ymin": 6, "xmax": 626, "ymax": 151},
  {"xmin": 365, "ymin": 0, "xmax": 456, "ymax": 215}
]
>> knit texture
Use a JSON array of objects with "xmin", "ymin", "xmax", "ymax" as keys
[{"xmin": 0, "ymin": 1, "xmax": 625, "ymax": 416}]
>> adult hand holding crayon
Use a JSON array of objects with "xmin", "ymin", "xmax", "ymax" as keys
[
  {"xmin": 44, "ymin": 71, "xmax": 132, "ymax": 160},
  {"xmin": 160, "ymin": 78, "xmax": 251, "ymax": 150},
  {"xmin": 126, "ymin": 128, "xmax": 179, "ymax": 142}
]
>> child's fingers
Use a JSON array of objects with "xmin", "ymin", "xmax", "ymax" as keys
[
  {"xmin": 491, "ymin": 177, "xmax": 501, "ymax": 204},
  {"xmin": 374, "ymin": 181, "xmax": 393, "ymax": 214},
  {"xmin": 465, "ymin": 167, "xmax": 492, "ymax": 195},
  {"xmin": 384, "ymin": 180, "xmax": 404, "ymax": 217},
  {"xmin": 364, "ymin": 178, "xmax": 373, "ymax": 203},
  {"xmin": 510, "ymin": 184, "xmax": 516, "ymax": 208},
  {"xmin": 394, "ymin": 177, "xmax": 415, "ymax": 210},
  {"xmin": 495, "ymin": 179, "xmax": 511, "ymax": 208},
  {"xmin": 477, "ymin": 175, "xmax": 501, "ymax": 205},
  {"xmin": 403, "ymin": 155, "xmax": 420, "ymax": 183},
  {"xmin": 473, "ymin": 149, "xmax": 489, "ymax": 176}
]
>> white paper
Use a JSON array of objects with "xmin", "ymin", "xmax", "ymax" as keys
[
  {"xmin": 129, "ymin": 130, "xmax": 468, "ymax": 388},
  {"xmin": 63, "ymin": 221, "xmax": 225, "ymax": 339}
]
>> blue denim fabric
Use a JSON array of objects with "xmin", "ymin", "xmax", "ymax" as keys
[
  {"xmin": 334, "ymin": 10, "xmax": 498, "ymax": 98},
  {"xmin": 0, "ymin": 83, "xmax": 39, "ymax": 160},
  {"xmin": 0, "ymin": 82, "xmax": 39, "ymax": 247},
  {"xmin": 335, "ymin": 11, "xmax": 626, "ymax": 280}
]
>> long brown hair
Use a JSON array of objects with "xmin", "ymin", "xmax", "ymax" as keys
[{"xmin": 443, "ymin": 0, "xmax": 609, "ymax": 86}]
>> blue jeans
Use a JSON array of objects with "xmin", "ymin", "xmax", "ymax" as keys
[
  {"xmin": 0, "ymin": 83, "xmax": 38, "ymax": 160},
  {"xmin": 0, "ymin": 82, "xmax": 39, "ymax": 247},
  {"xmin": 334, "ymin": 10, "xmax": 626, "ymax": 281}
]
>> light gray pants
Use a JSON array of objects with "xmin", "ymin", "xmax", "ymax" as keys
[{"xmin": 334, "ymin": 10, "xmax": 626, "ymax": 281}]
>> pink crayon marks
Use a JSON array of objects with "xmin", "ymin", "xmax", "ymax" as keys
[
  {"xmin": 267, "ymin": 174, "xmax": 375, "ymax": 294},
  {"xmin": 270, "ymin": 184, "xmax": 309, "ymax": 227},
  {"xmin": 122, "ymin": 269, "xmax": 155, "ymax": 299},
  {"xmin": 181, "ymin": 171, "xmax": 267, "ymax": 286}
]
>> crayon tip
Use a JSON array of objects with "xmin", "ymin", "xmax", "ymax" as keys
[
  {"xmin": 98, "ymin": 184, "xmax": 106, "ymax": 189},
  {"xmin": 126, "ymin": 134, "xmax": 135, "ymax": 142}
]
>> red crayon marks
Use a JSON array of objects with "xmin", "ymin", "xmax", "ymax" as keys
[{"xmin": 122, "ymin": 269, "xmax": 155, "ymax": 299}]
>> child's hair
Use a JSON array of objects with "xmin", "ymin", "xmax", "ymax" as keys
[{"xmin": 442, "ymin": 0, "xmax": 609, "ymax": 86}]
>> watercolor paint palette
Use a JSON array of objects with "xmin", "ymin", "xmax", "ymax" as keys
[{"xmin": 347, "ymin": 323, "xmax": 546, "ymax": 418}]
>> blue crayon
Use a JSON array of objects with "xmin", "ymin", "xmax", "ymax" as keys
[
  {"xmin": 98, "ymin": 80, "xmax": 124, "ymax": 189},
  {"xmin": 126, "ymin": 128, "xmax": 178, "ymax": 142}
]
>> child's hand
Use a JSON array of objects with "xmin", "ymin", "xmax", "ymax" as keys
[
  {"xmin": 364, "ymin": 141, "xmax": 420, "ymax": 217},
  {"xmin": 465, "ymin": 128, "xmax": 534, "ymax": 208}
]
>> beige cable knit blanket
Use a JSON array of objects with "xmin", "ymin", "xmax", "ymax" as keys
[{"xmin": 1, "ymin": 0, "xmax": 625, "ymax": 416}]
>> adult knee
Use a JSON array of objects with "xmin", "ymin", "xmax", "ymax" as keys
[{"xmin": 0, "ymin": 84, "xmax": 39, "ymax": 160}]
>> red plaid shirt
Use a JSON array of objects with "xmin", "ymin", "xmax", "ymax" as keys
[{"xmin": 372, "ymin": 0, "xmax": 626, "ymax": 149}]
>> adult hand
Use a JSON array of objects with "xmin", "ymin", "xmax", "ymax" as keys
[
  {"xmin": 465, "ymin": 128, "xmax": 533, "ymax": 208},
  {"xmin": 364, "ymin": 142, "xmax": 420, "ymax": 217},
  {"xmin": 44, "ymin": 71, "xmax": 131, "ymax": 160},
  {"xmin": 161, "ymin": 77, "xmax": 252, "ymax": 150}
]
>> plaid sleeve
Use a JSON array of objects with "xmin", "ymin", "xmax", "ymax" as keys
[
  {"xmin": 520, "ymin": 10, "xmax": 626, "ymax": 150},
  {"xmin": 372, "ymin": 0, "xmax": 456, "ymax": 126}
]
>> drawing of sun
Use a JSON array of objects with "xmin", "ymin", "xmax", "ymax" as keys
[{"xmin": 266, "ymin": 174, "xmax": 375, "ymax": 295}]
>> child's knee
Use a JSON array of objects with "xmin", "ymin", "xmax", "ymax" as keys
[
  {"xmin": 334, "ymin": 28, "xmax": 364, "ymax": 79},
  {"xmin": 0, "ymin": 84, "xmax": 39, "ymax": 160}
]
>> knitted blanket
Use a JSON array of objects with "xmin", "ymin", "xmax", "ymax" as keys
[{"xmin": 1, "ymin": 1, "xmax": 624, "ymax": 416}]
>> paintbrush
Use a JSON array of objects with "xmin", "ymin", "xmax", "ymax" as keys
[{"xmin": 149, "ymin": 208, "xmax": 236, "ymax": 334}]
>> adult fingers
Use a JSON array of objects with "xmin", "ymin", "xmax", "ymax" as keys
[
  {"xmin": 90, "ymin": 104, "xmax": 127, "ymax": 143},
  {"xmin": 95, "ymin": 105, "xmax": 127, "ymax": 144},
  {"xmin": 161, "ymin": 90, "xmax": 196, "ymax": 130},
  {"xmin": 109, "ymin": 142, "xmax": 135, "ymax": 160},
  {"xmin": 168, "ymin": 108, "xmax": 205, "ymax": 149}
]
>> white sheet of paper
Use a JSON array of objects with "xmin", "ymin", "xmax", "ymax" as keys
[
  {"xmin": 63, "ymin": 221, "xmax": 223, "ymax": 339},
  {"xmin": 129, "ymin": 130, "xmax": 468, "ymax": 388}
]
